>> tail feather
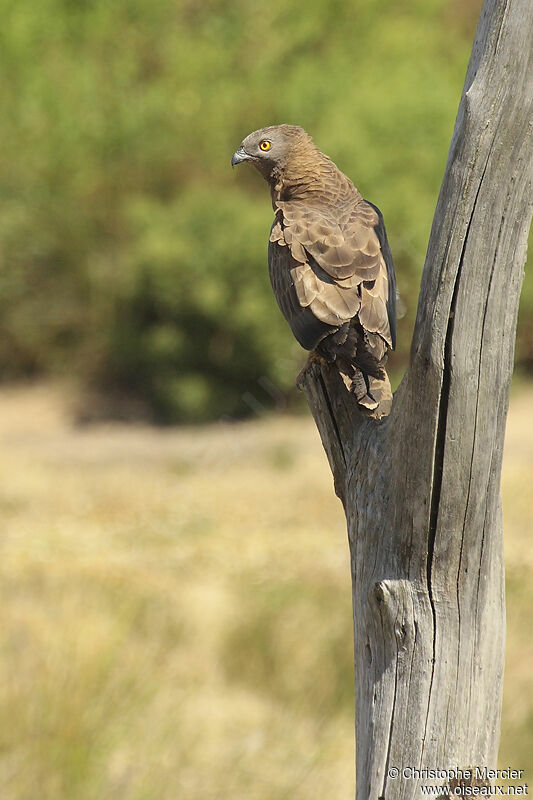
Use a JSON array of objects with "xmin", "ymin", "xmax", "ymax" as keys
[
  {"xmin": 317, "ymin": 320, "xmax": 392, "ymax": 419},
  {"xmin": 338, "ymin": 364, "xmax": 392, "ymax": 419}
]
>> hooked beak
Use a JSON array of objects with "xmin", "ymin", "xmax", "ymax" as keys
[{"xmin": 231, "ymin": 146, "xmax": 252, "ymax": 168}]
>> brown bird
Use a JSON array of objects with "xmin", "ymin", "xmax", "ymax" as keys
[{"xmin": 232, "ymin": 125, "xmax": 397, "ymax": 418}]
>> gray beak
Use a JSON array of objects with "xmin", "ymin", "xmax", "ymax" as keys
[{"xmin": 231, "ymin": 146, "xmax": 251, "ymax": 168}]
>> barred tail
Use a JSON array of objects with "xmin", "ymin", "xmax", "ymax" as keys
[
  {"xmin": 338, "ymin": 362, "xmax": 392, "ymax": 419},
  {"xmin": 317, "ymin": 320, "xmax": 393, "ymax": 419}
]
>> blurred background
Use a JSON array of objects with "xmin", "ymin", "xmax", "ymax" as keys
[{"xmin": 0, "ymin": 0, "xmax": 531, "ymax": 798}]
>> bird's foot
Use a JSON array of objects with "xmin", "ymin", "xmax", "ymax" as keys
[{"xmin": 296, "ymin": 351, "xmax": 328, "ymax": 389}]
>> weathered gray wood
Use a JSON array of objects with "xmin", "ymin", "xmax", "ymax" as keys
[{"xmin": 299, "ymin": 0, "xmax": 533, "ymax": 796}]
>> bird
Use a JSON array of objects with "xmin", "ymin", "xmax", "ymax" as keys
[{"xmin": 231, "ymin": 124, "xmax": 397, "ymax": 418}]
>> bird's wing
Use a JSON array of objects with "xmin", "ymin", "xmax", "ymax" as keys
[
  {"xmin": 268, "ymin": 221, "xmax": 336, "ymax": 351},
  {"xmin": 276, "ymin": 199, "xmax": 396, "ymax": 349},
  {"xmin": 365, "ymin": 201, "xmax": 397, "ymax": 350}
]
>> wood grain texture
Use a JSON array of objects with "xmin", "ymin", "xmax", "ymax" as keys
[{"xmin": 299, "ymin": 0, "xmax": 533, "ymax": 796}]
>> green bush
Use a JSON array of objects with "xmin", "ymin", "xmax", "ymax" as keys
[{"xmin": 0, "ymin": 0, "xmax": 529, "ymax": 420}]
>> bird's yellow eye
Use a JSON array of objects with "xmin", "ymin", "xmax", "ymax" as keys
[{"xmin": 259, "ymin": 140, "xmax": 271, "ymax": 151}]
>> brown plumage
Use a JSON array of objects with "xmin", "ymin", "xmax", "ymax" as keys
[{"xmin": 232, "ymin": 124, "xmax": 397, "ymax": 418}]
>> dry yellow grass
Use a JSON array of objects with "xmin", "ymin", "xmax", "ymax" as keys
[{"xmin": 0, "ymin": 382, "xmax": 531, "ymax": 799}]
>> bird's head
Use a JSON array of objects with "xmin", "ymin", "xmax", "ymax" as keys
[{"xmin": 231, "ymin": 125, "xmax": 312, "ymax": 182}]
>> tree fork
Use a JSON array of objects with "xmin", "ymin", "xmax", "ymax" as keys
[{"xmin": 299, "ymin": 0, "xmax": 532, "ymax": 796}]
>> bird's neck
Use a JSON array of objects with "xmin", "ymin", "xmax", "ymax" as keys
[{"xmin": 269, "ymin": 147, "xmax": 360, "ymax": 207}]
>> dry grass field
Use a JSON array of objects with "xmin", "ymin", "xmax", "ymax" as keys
[{"xmin": 0, "ymin": 382, "xmax": 531, "ymax": 800}]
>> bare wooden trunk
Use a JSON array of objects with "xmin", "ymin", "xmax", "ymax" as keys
[{"xmin": 299, "ymin": 0, "xmax": 533, "ymax": 796}]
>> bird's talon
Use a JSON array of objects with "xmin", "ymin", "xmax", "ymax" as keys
[
  {"xmin": 296, "ymin": 351, "xmax": 328, "ymax": 388},
  {"xmin": 307, "ymin": 351, "xmax": 328, "ymax": 368}
]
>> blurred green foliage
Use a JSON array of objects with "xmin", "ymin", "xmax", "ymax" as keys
[{"xmin": 0, "ymin": 0, "xmax": 530, "ymax": 421}]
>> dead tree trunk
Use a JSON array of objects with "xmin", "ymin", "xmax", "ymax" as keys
[{"xmin": 299, "ymin": 0, "xmax": 532, "ymax": 796}]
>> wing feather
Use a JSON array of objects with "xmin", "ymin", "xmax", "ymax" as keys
[
  {"xmin": 268, "ymin": 231, "xmax": 333, "ymax": 351},
  {"xmin": 273, "ymin": 198, "xmax": 396, "ymax": 349}
]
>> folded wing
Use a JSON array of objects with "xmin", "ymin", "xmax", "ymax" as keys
[{"xmin": 269, "ymin": 199, "xmax": 396, "ymax": 352}]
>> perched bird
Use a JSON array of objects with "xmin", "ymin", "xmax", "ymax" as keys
[{"xmin": 232, "ymin": 125, "xmax": 397, "ymax": 418}]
